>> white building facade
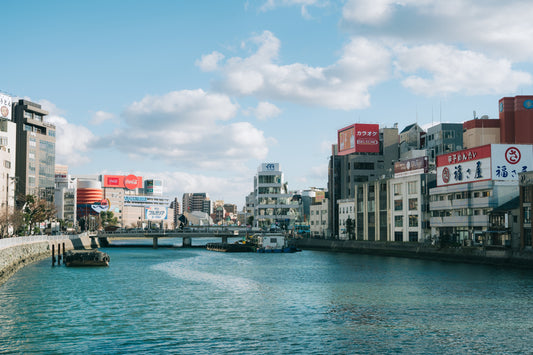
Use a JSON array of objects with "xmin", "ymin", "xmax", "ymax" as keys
[{"xmin": 253, "ymin": 163, "xmax": 300, "ymax": 229}]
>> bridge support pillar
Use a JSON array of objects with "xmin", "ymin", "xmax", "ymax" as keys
[
  {"xmin": 183, "ymin": 236, "xmax": 192, "ymax": 247},
  {"xmin": 222, "ymin": 236, "xmax": 228, "ymax": 244},
  {"xmin": 153, "ymin": 237, "xmax": 158, "ymax": 249}
]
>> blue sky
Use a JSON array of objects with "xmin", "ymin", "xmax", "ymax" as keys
[{"xmin": 3, "ymin": 0, "xmax": 533, "ymax": 208}]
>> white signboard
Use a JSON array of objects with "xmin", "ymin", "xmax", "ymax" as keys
[
  {"xmin": 145, "ymin": 206, "xmax": 168, "ymax": 220},
  {"xmin": 0, "ymin": 94, "xmax": 12, "ymax": 120},
  {"xmin": 436, "ymin": 144, "xmax": 533, "ymax": 186},
  {"xmin": 490, "ymin": 144, "xmax": 533, "ymax": 180}
]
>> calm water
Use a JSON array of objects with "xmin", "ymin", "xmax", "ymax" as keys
[{"xmin": 1, "ymin": 244, "xmax": 532, "ymax": 354}]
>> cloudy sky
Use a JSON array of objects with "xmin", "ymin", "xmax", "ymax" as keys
[{"xmin": 3, "ymin": 0, "xmax": 533, "ymax": 208}]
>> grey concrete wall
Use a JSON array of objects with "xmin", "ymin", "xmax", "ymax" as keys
[
  {"xmin": 293, "ymin": 238, "xmax": 533, "ymax": 268},
  {"xmin": 0, "ymin": 235, "xmax": 101, "ymax": 286}
]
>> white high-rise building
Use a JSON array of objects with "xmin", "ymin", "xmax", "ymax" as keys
[{"xmin": 253, "ymin": 163, "xmax": 300, "ymax": 229}]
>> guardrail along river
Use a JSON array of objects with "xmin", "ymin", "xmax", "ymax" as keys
[{"xmin": 1, "ymin": 247, "xmax": 532, "ymax": 353}]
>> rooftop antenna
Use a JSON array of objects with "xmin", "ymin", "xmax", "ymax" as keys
[{"xmin": 473, "ymin": 110, "xmax": 477, "ymax": 119}]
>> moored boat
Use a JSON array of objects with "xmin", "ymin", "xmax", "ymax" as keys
[
  {"xmin": 254, "ymin": 234, "xmax": 301, "ymax": 253},
  {"xmin": 64, "ymin": 249, "xmax": 110, "ymax": 267}
]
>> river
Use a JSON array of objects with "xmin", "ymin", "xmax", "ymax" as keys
[{"xmin": 1, "ymin": 242, "xmax": 532, "ymax": 354}]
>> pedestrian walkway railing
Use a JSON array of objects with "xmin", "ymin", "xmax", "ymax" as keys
[{"xmin": 0, "ymin": 234, "xmax": 81, "ymax": 250}]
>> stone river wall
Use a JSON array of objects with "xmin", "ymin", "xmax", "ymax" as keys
[
  {"xmin": 292, "ymin": 238, "xmax": 533, "ymax": 269},
  {"xmin": 0, "ymin": 234, "xmax": 104, "ymax": 286}
]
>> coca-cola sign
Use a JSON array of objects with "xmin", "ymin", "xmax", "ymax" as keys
[
  {"xmin": 103, "ymin": 174, "xmax": 143, "ymax": 189},
  {"xmin": 124, "ymin": 174, "xmax": 139, "ymax": 190}
]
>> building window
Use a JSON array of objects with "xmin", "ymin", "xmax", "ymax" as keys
[
  {"xmin": 409, "ymin": 231, "xmax": 418, "ymax": 242},
  {"xmin": 524, "ymin": 207, "xmax": 531, "ymax": 224},
  {"xmin": 409, "ymin": 215, "xmax": 418, "ymax": 227},
  {"xmin": 394, "ymin": 183, "xmax": 402, "ymax": 196},
  {"xmin": 408, "ymin": 181, "xmax": 417, "ymax": 194},
  {"xmin": 409, "ymin": 198, "xmax": 418, "ymax": 211},
  {"xmin": 395, "ymin": 216, "xmax": 403, "ymax": 227},
  {"xmin": 394, "ymin": 231, "xmax": 403, "ymax": 242},
  {"xmin": 353, "ymin": 162, "xmax": 374, "ymax": 170},
  {"xmin": 394, "ymin": 200, "xmax": 403, "ymax": 211}
]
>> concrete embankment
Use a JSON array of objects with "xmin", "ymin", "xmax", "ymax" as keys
[
  {"xmin": 292, "ymin": 238, "xmax": 533, "ymax": 268},
  {"xmin": 0, "ymin": 234, "xmax": 105, "ymax": 286}
]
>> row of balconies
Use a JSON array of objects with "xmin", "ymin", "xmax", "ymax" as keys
[
  {"xmin": 430, "ymin": 215, "xmax": 490, "ymax": 227},
  {"xmin": 429, "ymin": 196, "xmax": 495, "ymax": 210}
]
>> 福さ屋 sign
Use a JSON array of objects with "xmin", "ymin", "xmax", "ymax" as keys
[{"xmin": 436, "ymin": 144, "xmax": 533, "ymax": 186}]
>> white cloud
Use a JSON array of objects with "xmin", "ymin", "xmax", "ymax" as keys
[
  {"xmin": 45, "ymin": 115, "xmax": 97, "ymax": 167},
  {"xmin": 342, "ymin": 0, "xmax": 398, "ymax": 25},
  {"xmin": 195, "ymin": 51, "xmax": 225, "ymax": 72},
  {"xmin": 91, "ymin": 110, "xmax": 115, "ymax": 125},
  {"xmin": 244, "ymin": 101, "xmax": 282, "ymax": 120},
  {"xmin": 37, "ymin": 100, "xmax": 97, "ymax": 167},
  {"xmin": 210, "ymin": 31, "xmax": 391, "ymax": 110},
  {"xmin": 259, "ymin": 0, "xmax": 328, "ymax": 18},
  {"xmin": 113, "ymin": 90, "xmax": 271, "ymax": 171},
  {"xmin": 394, "ymin": 44, "xmax": 532, "ymax": 96},
  {"xmin": 123, "ymin": 89, "xmax": 238, "ymax": 129},
  {"xmin": 38, "ymin": 99, "xmax": 65, "ymax": 116},
  {"xmin": 341, "ymin": 0, "xmax": 533, "ymax": 61},
  {"xmin": 142, "ymin": 171, "xmax": 253, "ymax": 206}
]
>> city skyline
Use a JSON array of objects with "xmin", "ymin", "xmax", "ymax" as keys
[{"xmin": 3, "ymin": 0, "xmax": 533, "ymax": 207}]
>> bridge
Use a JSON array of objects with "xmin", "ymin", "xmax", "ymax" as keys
[{"xmin": 97, "ymin": 228, "xmax": 255, "ymax": 248}]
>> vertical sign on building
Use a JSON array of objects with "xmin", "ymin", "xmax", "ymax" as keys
[{"xmin": 0, "ymin": 94, "xmax": 12, "ymax": 120}]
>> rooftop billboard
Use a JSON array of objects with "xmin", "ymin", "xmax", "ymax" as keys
[
  {"xmin": 337, "ymin": 123, "xmax": 379, "ymax": 155},
  {"xmin": 103, "ymin": 174, "xmax": 143, "ymax": 190},
  {"xmin": 436, "ymin": 144, "xmax": 533, "ymax": 186},
  {"xmin": 0, "ymin": 94, "xmax": 12, "ymax": 120}
]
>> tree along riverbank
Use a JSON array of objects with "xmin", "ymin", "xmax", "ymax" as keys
[
  {"xmin": 0, "ymin": 234, "xmax": 105, "ymax": 286},
  {"xmin": 291, "ymin": 238, "xmax": 533, "ymax": 269}
]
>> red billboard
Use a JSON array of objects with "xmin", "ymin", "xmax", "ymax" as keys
[
  {"xmin": 103, "ymin": 175, "xmax": 143, "ymax": 190},
  {"xmin": 338, "ymin": 123, "xmax": 379, "ymax": 155}
]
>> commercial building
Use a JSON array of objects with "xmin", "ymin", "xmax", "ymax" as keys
[
  {"xmin": 328, "ymin": 124, "xmax": 399, "ymax": 237},
  {"xmin": 499, "ymin": 95, "xmax": 533, "ymax": 144},
  {"xmin": 0, "ymin": 94, "xmax": 16, "ymax": 216},
  {"xmin": 338, "ymin": 198, "xmax": 355, "ymax": 240},
  {"xmin": 429, "ymin": 144, "xmax": 530, "ymax": 246},
  {"xmin": 72, "ymin": 174, "xmax": 174, "ymax": 229},
  {"xmin": 310, "ymin": 197, "xmax": 329, "ymax": 238},
  {"xmin": 54, "ymin": 167, "xmax": 77, "ymax": 229},
  {"xmin": 13, "ymin": 99, "xmax": 56, "ymax": 203},
  {"xmin": 253, "ymin": 163, "xmax": 300, "ymax": 229},
  {"xmin": 519, "ymin": 171, "xmax": 533, "ymax": 250},
  {"xmin": 390, "ymin": 163, "xmax": 435, "ymax": 242},
  {"xmin": 463, "ymin": 117, "xmax": 500, "ymax": 149},
  {"xmin": 426, "ymin": 123, "xmax": 463, "ymax": 163},
  {"xmin": 354, "ymin": 179, "xmax": 390, "ymax": 241},
  {"xmin": 182, "ymin": 192, "xmax": 211, "ymax": 214}
]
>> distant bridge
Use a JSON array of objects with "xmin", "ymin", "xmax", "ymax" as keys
[{"xmin": 97, "ymin": 228, "xmax": 284, "ymax": 248}]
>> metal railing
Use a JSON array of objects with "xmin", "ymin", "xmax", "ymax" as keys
[{"xmin": 0, "ymin": 234, "xmax": 81, "ymax": 250}]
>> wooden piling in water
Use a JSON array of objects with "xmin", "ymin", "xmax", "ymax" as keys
[
  {"xmin": 57, "ymin": 244, "xmax": 61, "ymax": 264},
  {"xmin": 62, "ymin": 243, "xmax": 66, "ymax": 265},
  {"xmin": 52, "ymin": 244, "xmax": 56, "ymax": 266}
]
